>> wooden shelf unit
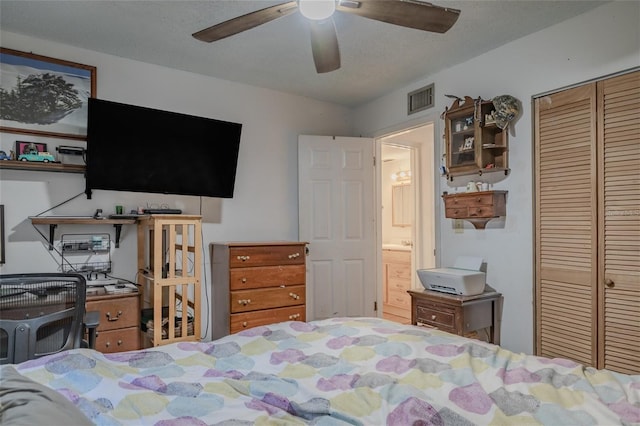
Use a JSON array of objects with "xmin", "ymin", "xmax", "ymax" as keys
[
  {"xmin": 0, "ymin": 160, "xmax": 85, "ymax": 173},
  {"xmin": 137, "ymin": 215, "xmax": 202, "ymax": 346}
]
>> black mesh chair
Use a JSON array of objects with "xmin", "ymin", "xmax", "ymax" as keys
[{"xmin": 0, "ymin": 273, "xmax": 99, "ymax": 364}]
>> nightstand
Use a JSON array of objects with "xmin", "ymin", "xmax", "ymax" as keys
[{"xmin": 408, "ymin": 288, "xmax": 502, "ymax": 344}]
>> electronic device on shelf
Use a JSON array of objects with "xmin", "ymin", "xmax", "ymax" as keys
[
  {"xmin": 142, "ymin": 208, "xmax": 182, "ymax": 214},
  {"xmin": 108, "ymin": 214, "xmax": 142, "ymax": 219}
]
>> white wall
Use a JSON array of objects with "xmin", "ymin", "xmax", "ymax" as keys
[
  {"xmin": 353, "ymin": 1, "xmax": 640, "ymax": 354},
  {"xmin": 0, "ymin": 31, "xmax": 353, "ymax": 339}
]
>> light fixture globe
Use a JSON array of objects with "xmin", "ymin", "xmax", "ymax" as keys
[{"xmin": 298, "ymin": 0, "xmax": 336, "ymax": 20}]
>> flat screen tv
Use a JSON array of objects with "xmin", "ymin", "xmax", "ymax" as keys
[{"xmin": 85, "ymin": 98, "xmax": 242, "ymax": 198}]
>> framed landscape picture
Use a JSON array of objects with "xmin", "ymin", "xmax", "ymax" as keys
[{"xmin": 0, "ymin": 48, "xmax": 96, "ymax": 140}]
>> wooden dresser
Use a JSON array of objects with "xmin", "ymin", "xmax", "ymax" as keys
[
  {"xmin": 86, "ymin": 289, "xmax": 140, "ymax": 353},
  {"xmin": 382, "ymin": 248, "xmax": 412, "ymax": 322},
  {"xmin": 210, "ymin": 242, "xmax": 307, "ymax": 339}
]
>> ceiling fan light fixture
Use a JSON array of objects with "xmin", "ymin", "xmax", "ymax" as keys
[{"xmin": 298, "ymin": 0, "xmax": 336, "ymax": 20}]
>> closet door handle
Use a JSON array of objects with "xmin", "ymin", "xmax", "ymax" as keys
[{"xmin": 604, "ymin": 278, "xmax": 614, "ymax": 288}]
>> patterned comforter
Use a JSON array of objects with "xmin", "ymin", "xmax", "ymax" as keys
[{"xmin": 10, "ymin": 317, "xmax": 640, "ymax": 425}]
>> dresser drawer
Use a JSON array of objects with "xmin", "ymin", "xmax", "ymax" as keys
[
  {"xmin": 229, "ymin": 245, "xmax": 305, "ymax": 268},
  {"xmin": 446, "ymin": 207, "xmax": 469, "ymax": 218},
  {"xmin": 383, "ymin": 250, "xmax": 411, "ymax": 264},
  {"xmin": 387, "ymin": 263, "xmax": 412, "ymax": 281},
  {"xmin": 230, "ymin": 306, "xmax": 306, "ymax": 334},
  {"xmin": 416, "ymin": 304, "xmax": 456, "ymax": 331},
  {"xmin": 94, "ymin": 327, "xmax": 140, "ymax": 353},
  {"xmin": 468, "ymin": 206, "xmax": 497, "ymax": 218},
  {"xmin": 388, "ymin": 274, "xmax": 411, "ymax": 292},
  {"xmin": 86, "ymin": 294, "xmax": 139, "ymax": 332},
  {"xmin": 387, "ymin": 289, "xmax": 411, "ymax": 309},
  {"xmin": 230, "ymin": 264, "xmax": 305, "ymax": 290},
  {"xmin": 231, "ymin": 285, "xmax": 305, "ymax": 313},
  {"xmin": 444, "ymin": 193, "xmax": 494, "ymax": 208}
]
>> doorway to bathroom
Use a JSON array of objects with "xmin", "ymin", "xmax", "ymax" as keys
[{"xmin": 379, "ymin": 123, "xmax": 436, "ymax": 324}]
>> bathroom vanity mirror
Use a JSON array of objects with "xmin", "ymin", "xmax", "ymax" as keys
[{"xmin": 392, "ymin": 184, "xmax": 413, "ymax": 227}]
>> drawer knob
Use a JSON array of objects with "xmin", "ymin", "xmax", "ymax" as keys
[
  {"xmin": 117, "ymin": 340, "xmax": 123, "ymax": 346},
  {"xmin": 241, "ymin": 277, "xmax": 247, "ymax": 283},
  {"xmin": 105, "ymin": 341, "xmax": 110, "ymax": 347},
  {"xmin": 242, "ymin": 321, "xmax": 248, "ymax": 327},
  {"xmin": 237, "ymin": 299, "xmax": 251, "ymax": 305},
  {"xmin": 106, "ymin": 311, "xmax": 122, "ymax": 322},
  {"xmin": 288, "ymin": 313, "xmax": 301, "ymax": 320},
  {"xmin": 289, "ymin": 292, "xmax": 300, "ymax": 300},
  {"xmin": 431, "ymin": 315, "xmax": 436, "ymax": 320},
  {"xmin": 236, "ymin": 255, "xmax": 251, "ymax": 261}
]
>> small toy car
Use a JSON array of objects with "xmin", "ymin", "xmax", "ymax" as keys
[
  {"xmin": 0, "ymin": 150, "xmax": 10, "ymax": 160},
  {"xmin": 18, "ymin": 151, "xmax": 57, "ymax": 162}
]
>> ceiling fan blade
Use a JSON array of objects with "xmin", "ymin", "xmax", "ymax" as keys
[
  {"xmin": 193, "ymin": 1, "xmax": 298, "ymax": 42},
  {"xmin": 336, "ymin": 0, "xmax": 460, "ymax": 34},
  {"xmin": 309, "ymin": 19, "xmax": 341, "ymax": 73}
]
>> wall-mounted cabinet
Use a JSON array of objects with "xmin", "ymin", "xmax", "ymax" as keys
[
  {"xmin": 442, "ymin": 190, "xmax": 507, "ymax": 229},
  {"xmin": 443, "ymin": 96, "xmax": 509, "ymax": 180}
]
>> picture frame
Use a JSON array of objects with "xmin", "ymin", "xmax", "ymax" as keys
[
  {"xmin": 15, "ymin": 140, "xmax": 47, "ymax": 156},
  {"xmin": 463, "ymin": 136, "xmax": 474, "ymax": 151},
  {"xmin": 0, "ymin": 47, "xmax": 96, "ymax": 140},
  {"xmin": 0, "ymin": 205, "xmax": 4, "ymax": 265}
]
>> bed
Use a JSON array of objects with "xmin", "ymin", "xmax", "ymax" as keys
[{"xmin": 2, "ymin": 317, "xmax": 639, "ymax": 425}]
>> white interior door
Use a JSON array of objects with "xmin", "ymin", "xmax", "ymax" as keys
[{"xmin": 298, "ymin": 135, "xmax": 376, "ymax": 320}]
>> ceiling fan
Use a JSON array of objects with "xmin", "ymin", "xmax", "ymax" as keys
[{"xmin": 192, "ymin": 0, "xmax": 460, "ymax": 74}]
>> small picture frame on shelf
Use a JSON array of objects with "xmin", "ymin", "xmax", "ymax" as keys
[
  {"xmin": 15, "ymin": 141, "xmax": 47, "ymax": 155},
  {"xmin": 463, "ymin": 136, "xmax": 474, "ymax": 151}
]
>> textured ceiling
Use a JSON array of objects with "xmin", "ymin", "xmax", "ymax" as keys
[{"xmin": 0, "ymin": 1, "xmax": 606, "ymax": 107}]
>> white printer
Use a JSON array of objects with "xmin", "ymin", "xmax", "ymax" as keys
[{"xmin": 417, "ymin": 256, "xmax": 486, "ymax": 296}]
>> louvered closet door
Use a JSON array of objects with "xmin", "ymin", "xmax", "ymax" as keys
[
  {"xmin": 535, "ymin": 84, "xmax": 598, "ymax": 366},
  {"xmin": 597, "ymin": 71, "xmax": 640, "ymax": 374}
]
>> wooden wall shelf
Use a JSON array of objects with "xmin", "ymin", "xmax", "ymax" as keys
[
  {"xmin": 0, "ymin": 160, "xmax": 85, "ymax": 174},
  {"xmin": 30, "ymin": 216, "xmax": 136, "ymax": 249}
]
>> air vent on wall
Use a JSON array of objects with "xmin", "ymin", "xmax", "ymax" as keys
[{"xmin": 407, "ymin": 83, "xmax": 434, "ymax": 115}]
